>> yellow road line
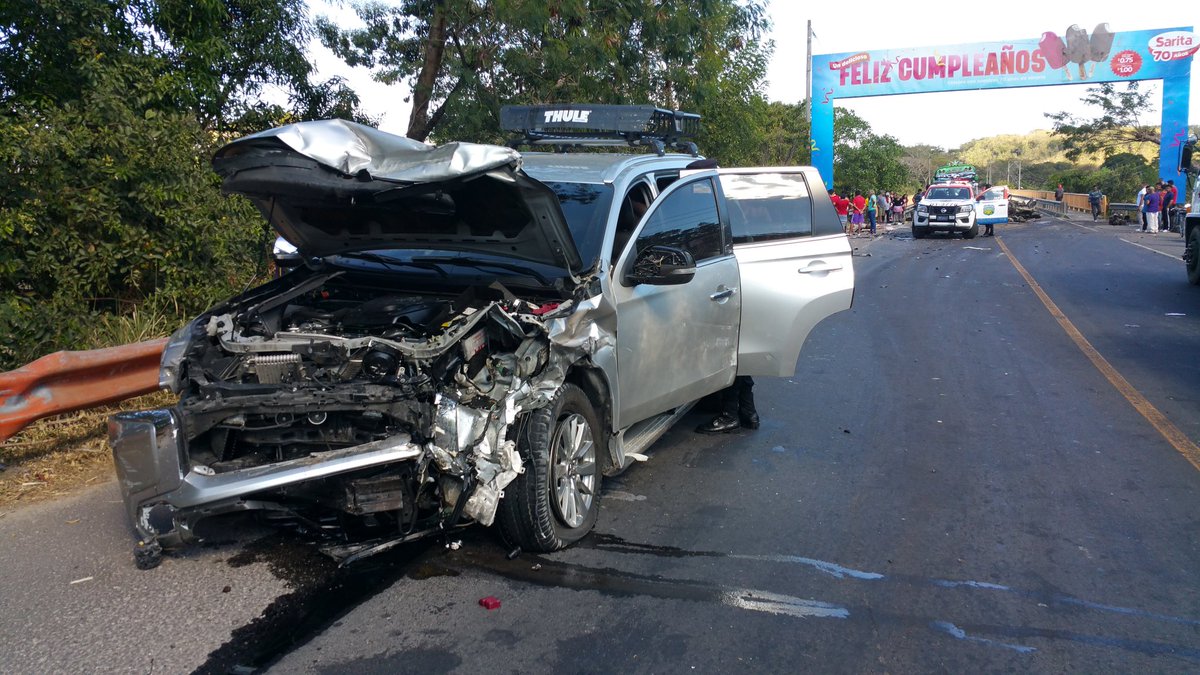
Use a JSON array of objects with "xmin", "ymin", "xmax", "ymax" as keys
[{"xmin": 996, "ymin": 236, "xmax": 1200, "ymax": 472}]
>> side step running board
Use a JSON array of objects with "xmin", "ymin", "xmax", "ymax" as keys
[{"xmin": 610, "ymin": 401, "xmax": 696, "ymax": 474}]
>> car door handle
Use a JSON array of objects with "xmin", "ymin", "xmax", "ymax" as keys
[
  {"xmin": 798, "ymin": 262, "xmax": 843, "ymax": 273},
  {"xmin": 710, "ymin": 288, "xmax": 735, "ymax": 301}
]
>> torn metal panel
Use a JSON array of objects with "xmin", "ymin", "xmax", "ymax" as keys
[{"xmin": 215, "ymin": 119, "xmax": 520, "ymax": 182}]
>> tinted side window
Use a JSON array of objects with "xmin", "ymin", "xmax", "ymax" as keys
[
  {"xmin": 722, "ymin": 173, "xmax": 813, "ymax": 244},
  {"xmin": 635, "ymin": 178, "xmax": 723, "ymax": 261}
]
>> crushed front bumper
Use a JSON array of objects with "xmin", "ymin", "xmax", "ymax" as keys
[{"xmin": 108, "ymin": 409, "xmax": 423, "ymax": 557}]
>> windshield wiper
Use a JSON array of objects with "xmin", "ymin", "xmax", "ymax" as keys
[
  {"xmin": 422, "ymin": 256, "xmax": 553, "ymax": 286},
  {"xmin": 334, "ymin": 252, "xmax": 449, "ymax": 278}
]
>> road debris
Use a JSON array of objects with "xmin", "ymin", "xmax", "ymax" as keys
[
  {"xmin": 479, "ymin": 596, "xmax": 501, "ymax": 610},
  {"xmin": 69, "ymin": 576, "xmax": 93, "ymax": 585}
]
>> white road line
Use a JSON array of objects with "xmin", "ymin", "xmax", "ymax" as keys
[
  {"xmin": 1067, "ymin": 220, "xmax": 1098, "ymax": 232},
  {"xmin": 1119, "ymin": 237, "xmax": 1182, "ymax": 260}
]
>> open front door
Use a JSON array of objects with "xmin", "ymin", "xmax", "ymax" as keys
[
  {"xmin": 718, "ymin": 167, "xmax": 855, "ymax": 377},
  {"xmin": 977, "ymin": 185, "xmax": 1009, "ymax": 225}
]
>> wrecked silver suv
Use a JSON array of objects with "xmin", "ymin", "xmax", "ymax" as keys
[{"xmin": 109, "ymin": 106, "xmax": 855, "ymax": 569}]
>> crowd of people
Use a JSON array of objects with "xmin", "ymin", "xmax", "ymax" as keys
[
  {"xmin": 827, "ymin": 189, "xmax": 910, "ymax": 237},
  {"xmin": 1134, "ymin": 179, "xmax": 1180, "ymax": 235}
]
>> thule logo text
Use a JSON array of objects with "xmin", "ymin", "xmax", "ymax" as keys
[{"xmin": 543, "ymin": 109, "xmax": 591, "ymax": 124}]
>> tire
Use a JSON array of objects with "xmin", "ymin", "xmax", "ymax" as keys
[
  {"xmin": 963, "ymin": 223, "xmax": 979, "ymax": 239},
  {"xmin": 1187, "ymin": 223, "xmax": 1200, "ymax": 286},
  {"xmin": 912, "ymin": 225, "xmax": 927, "ymax": 239},
  {"xmin": 497, "ymin": 383, "xmax": 602, "ymax": 552}
]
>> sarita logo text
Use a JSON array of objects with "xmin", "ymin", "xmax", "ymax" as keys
[{"xmin": 543, "ymin": 109, "xmax": 592, "ymax": 123}]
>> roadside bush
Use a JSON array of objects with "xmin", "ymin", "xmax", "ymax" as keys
[{"xmin": 0, "ymin": 59, "xmax": 269, "ymax": 370}]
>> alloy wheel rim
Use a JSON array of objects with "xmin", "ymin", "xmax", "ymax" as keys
[{"xmin": 550, "ymin": 412, "xmax": 596, "ymax": 528}]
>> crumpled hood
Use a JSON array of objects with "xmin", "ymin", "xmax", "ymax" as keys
[{"xmin": 213, "ymin": 119, "xmax": 582, "ymax": 276}]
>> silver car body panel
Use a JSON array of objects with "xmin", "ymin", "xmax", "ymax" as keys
[
  {"xmin": 610, "ymin": 174, "xmax": 740, "ymax": 428},
  {"xmin": 219, "ymin": 119, "xmax": 519, "ymax": 183},
  {"xmin": 214, "ymin": 120, "xmax": 584, "ymax": 273},
  {"xmin": 612, "ymin": 255, "xmax": 740, "ymax": 427},
  {"xmin": 732, "ymin": 233, "xmax": 854, "ymax": 376},
  {"xmin": 717, "ymin": 167, "xmax": 855, "ymax": 377}
]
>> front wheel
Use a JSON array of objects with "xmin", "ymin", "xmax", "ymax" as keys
[
  {"xmin": 912, "ymin": 225, "xmax": 927, "ymax": 239},
  {"xmin": 1186, "ymin": 224, "xmax": 1200, "ymax": 286},
  {"xmin": 497, "ymin": 383, "xmax": 602, "ymax": 552},
  {"xmin": 963, "ymin": 223, "xmax": 979, "ymax": 239}
]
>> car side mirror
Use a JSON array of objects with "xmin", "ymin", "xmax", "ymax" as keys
[{"xmin": 624, "ymin": 245, "xmax": 696, "ymax": 286}]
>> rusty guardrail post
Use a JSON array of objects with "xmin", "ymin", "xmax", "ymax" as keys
[{"xmin": 0, "ymin": 338, "xmax": 168, "ymax": 444}]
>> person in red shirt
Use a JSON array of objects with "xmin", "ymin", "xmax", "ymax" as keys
[
  {"xmin": 830, "ymin": 189, "xmax": 850, "ymax": 231},
  {"xmin": 851, "ymin": 190, "xmax": 867, "ymax": 235},
  {"xmin": 1163, "ymin": 179, "xmax": 1178, "ymax": 233}
]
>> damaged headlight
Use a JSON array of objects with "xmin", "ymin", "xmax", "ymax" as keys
[{"xmin": 158, "ymin": 320, "xmax": 198, "ymax": 393}]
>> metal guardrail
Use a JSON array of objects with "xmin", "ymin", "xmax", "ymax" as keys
[
  {"xmin": 1011, "ymin": 189, "xmax": 1107, "ymax": 218},
  {"xmin": 1017, "ymin": 196, "xmax": 1069, "ymax": 216},
  {"xmin": 0, "ymin": 338, "xmax": 167, "ymax": 443}
]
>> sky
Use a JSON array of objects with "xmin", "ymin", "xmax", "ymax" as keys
[{"xmin": 305, "ymin": 0, "xmax": 1197, "ymax": 149}]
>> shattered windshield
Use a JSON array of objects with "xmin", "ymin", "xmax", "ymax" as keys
[{"xmin": 542, "ymin": 181, "xmax": 614, "ymax": 269}]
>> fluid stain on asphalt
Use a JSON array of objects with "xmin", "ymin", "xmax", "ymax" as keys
[
  {"xmin": 451, "ymin": 539, "xmax": 1200, "ymax": 662},
  {"xmin": 448, "ymin": 541, "xmax": 851, "ymax": 620},
  {"xmin": 192, "ymin": 534, "xmax": 438, "ymax": 675}
]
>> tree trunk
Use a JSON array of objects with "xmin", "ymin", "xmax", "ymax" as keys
[{"xmin": 407, "ymin": 1, "xmax": 448, "ymax": 142}]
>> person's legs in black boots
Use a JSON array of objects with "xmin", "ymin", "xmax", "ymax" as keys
[
  {"xmin": 735, "ymin": 376, "xmax": 759, "ymax": 428},
  {"xmin": 696, "ymin": 376, "xmax": 758, "ymax": 433}
]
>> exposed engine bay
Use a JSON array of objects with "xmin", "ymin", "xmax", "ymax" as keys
[{"xmin": 163, "ymin": 268, "xmax": 584, "ymax": 562}]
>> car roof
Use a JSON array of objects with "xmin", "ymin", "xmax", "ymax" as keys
[{"xmin": 520, "ymin": 152, "xmax": 700, "ymax": 184}]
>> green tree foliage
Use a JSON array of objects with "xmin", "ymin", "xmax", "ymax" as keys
[
  {"xmin": 1049, "ymin": 152, "xmax": 1157, "ymax": 201},
  {"xmin": 0, "ymin": 58, "xmax": 268, "ymax": 368},
  {"xmin": 316, "ymin": 0, "xmax": 773, "ymax": 164},
  {"xmin": 1, "ymin": 0, "xmax": 368, "ymax": 130},
  {"xmin": 743, "ymin": 100, "xmax": 810, "ymax": 166},
  {"xmin": 0, "ymin": 0, "xmax": 373, "ymax": 368},
  {"xmin": 833, "ymin": 108, "xmax": 911, "ymax": 194},
  {"xmin": 1045, "ymin": 82, "xmax": 1161, "ymax": 161}
]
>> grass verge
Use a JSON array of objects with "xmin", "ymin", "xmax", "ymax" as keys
[{"xmin": 0, "ymin": 390, "xmax": 177, "ymax": 513}]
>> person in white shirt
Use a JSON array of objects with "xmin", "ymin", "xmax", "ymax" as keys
[{"xmin": 1135, "ymin": 185, "xmax": 1148, "ymax": 231}]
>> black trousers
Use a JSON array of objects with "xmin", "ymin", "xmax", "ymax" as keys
[{"xmin": 721, "ymin": 376, "xmax": 756, "ymax": 418}]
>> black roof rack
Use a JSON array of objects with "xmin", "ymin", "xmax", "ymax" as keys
[{"xmin": 501, "ymin": 104, "xmax": 700, "ymax": 156}]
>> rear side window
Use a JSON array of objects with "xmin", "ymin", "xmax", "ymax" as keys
[
  {"xmin": 722, "ymin": 173, "xmax": 813, "ymax": 244},
  {"xmin": 635, "ymin": 178, "xmax": 723, "ymax": 261}
]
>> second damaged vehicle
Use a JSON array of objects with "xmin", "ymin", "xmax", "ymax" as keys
[{"xmin": 109, "ymin": 106, "xmax": 855, "ymax": 568}]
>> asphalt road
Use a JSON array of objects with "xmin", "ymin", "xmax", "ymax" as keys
[{"xmin": 2, "ymin": 215, "xmax": 1199, "ymax": 673}]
